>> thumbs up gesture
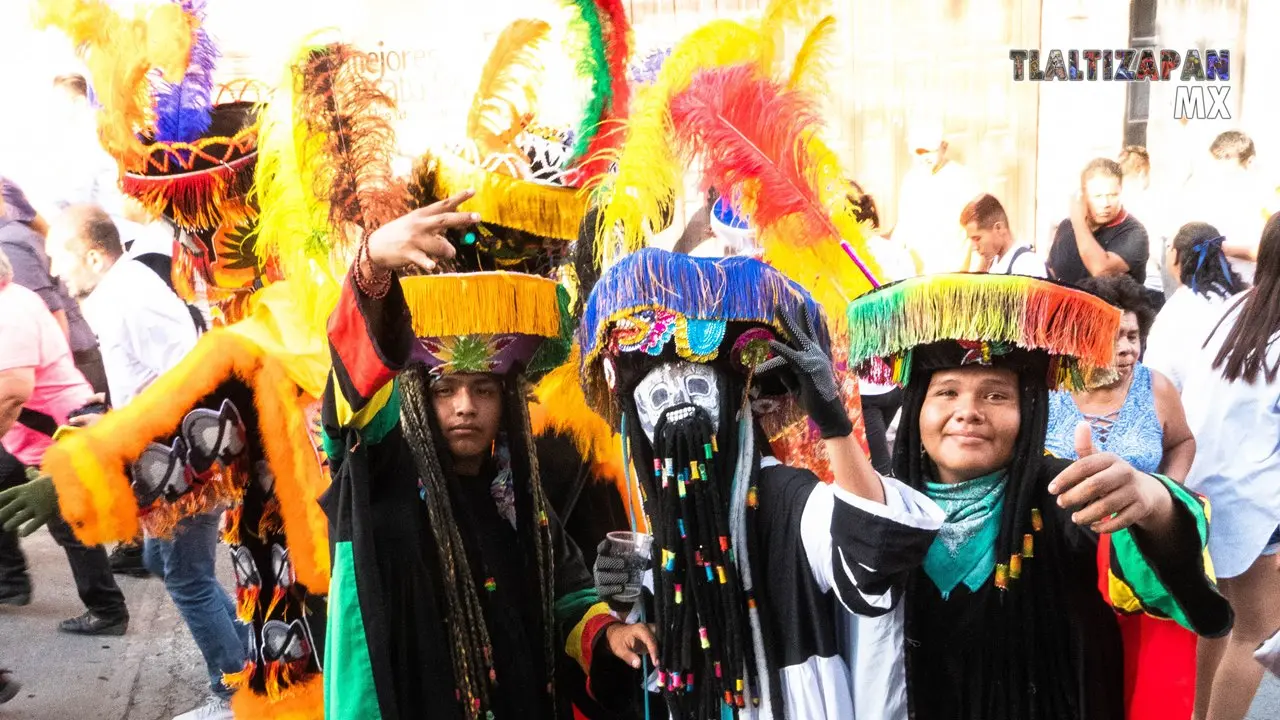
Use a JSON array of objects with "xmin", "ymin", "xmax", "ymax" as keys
[{"xmin": 1047, "ymin": 422, "xmax": 1173, "ymax": 534}]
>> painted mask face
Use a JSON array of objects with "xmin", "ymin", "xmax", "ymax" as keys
[{"xmin": 633, "ymin": 361, "xmax": 721, "ymax": 443}]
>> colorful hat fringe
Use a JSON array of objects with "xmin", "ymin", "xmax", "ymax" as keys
[
  {"xmin": 578, "ymin": 247, "xmax": 828, "ymax": 415},
  {"xmin": 845, "ymin": 274, "xmax": 1122, "ymax": 391},
  {"xmin": 400, "ymin": 273, "xmax": 573, "ymax": 381}
]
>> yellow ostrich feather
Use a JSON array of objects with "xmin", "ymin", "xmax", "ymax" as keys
[
  {"xmin": 787, "ymin": 15, "xmax": 837, "ymax": 94},
  {"xmin": 33, "ymin": 0, "xmax": 195, "ymax": 173},
  {"xmin": 757, "ymin": 0, "xmax": 830, "ymax": 76},
  {"xmin": 466, "ymin": 19, "xmax": 552, "ymax": 159},
  {"xmin": 595, "ymin": 19, "xmax": 763, "ymax": 267},
  {"xmin": 249, "ymin": 38, "xmax": 340, "ymax": 341}
]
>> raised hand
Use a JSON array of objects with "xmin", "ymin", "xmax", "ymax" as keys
[
  {"xmin": 365, "ymin": 190, "xmax": 480, "ymax": 274},
  {"xmin": 755, "ymin": 303, "xmax": 852, "ymax": 439},
  {"xmin": 1047, "ymin": 422, "xmax": 1173, "ymax": 534},
  {"xmin": 0, "ymin": 475, "xmax": 57, "ymax": 537}
]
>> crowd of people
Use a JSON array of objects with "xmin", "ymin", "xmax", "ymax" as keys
[{"xmin": 1, "ymin": 3, "xmax": 1280, "ymax": 720}]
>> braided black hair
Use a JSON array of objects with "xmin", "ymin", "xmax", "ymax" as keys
[
  {"xmin": 399, "ymin": 367, "xmax": 558, "ymax": 719},
  {"xmin": 893, "ymin": 356, "xmax": 1083, "ymax": 719}
]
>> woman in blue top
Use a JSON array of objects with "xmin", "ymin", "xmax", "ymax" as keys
[{"xmin": 1046, "ymin": 273, "xmax": 1197, "ymax": 720}]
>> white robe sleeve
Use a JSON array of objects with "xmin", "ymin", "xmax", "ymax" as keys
[{"xmin": 800, "ymin": 474, "xmax": 944, "ymax": 616}]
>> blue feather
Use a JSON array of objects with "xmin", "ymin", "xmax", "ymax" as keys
[{"xmin": 152, "ymin": 0, "xmax": 219, "ymax": 144}]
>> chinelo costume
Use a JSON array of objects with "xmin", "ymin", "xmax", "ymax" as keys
[
  {"xmin": 838, "ymin": 273, "xmax": 1235, "ymax": 720},
  {"xmin": 579, "ymin": 246, "xmax": 913, "ymax": 720},
  {"xmin": 408, "ymin": 1, "xmax": 644, "ymax": 556},
  {"xmin": 585, "ymin": 0, "xmax": 889, "ymax": 485},
  {"xmin": 20, "ymin": 4, "xmax": 416, "ymax": 716},
  {"xmin": 320, "ymin": 7, "xmax": 643, "ymax": 720}
]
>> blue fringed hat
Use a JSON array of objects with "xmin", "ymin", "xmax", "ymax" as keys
[{"xmin": 578, "ymin": 247, "xmax": 831, "ymax": 422}]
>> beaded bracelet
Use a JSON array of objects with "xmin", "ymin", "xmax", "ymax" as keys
[{"xmin": 354, "ymin": 229, "xmax": 393, "ymax": 299}]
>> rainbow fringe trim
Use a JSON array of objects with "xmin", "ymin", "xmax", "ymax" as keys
[{"xmin": 845, "ymin": 274, "xmax": 1121, "ymax": 391}]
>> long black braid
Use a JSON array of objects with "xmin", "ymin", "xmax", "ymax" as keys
[
  {"xmin": 645, "ymin": 404, "xmax": 752, "ymax": 719},
  {"xmin": 400, "ymin": 368, "xmax": 495, "ymax": 717},
  {"xmin": 399, "ymin": 367, "xmax": 558, "ymax": 718},
  {"xmin": 893, "ymin": 358, "xmax": 1082, "ymax": 719}
]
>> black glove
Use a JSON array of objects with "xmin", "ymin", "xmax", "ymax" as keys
[
  {"xmin": 594, "ymin": 538, "xmax": 651, "ymax": 603},
  {"xmin": 756, "ymin": 303, "xmax": 852, "ymax": 439}
]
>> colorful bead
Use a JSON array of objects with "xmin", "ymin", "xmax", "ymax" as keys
[
  {"xmin": 463, "ymin": 231, "xmax": 478, "ymax": 245},
  {"xmin": 736, "ymin": 678, "xmax": 744, "ymax": 692},
  {"xmin": 671, "ymin": 672, "xmax": 682, "ymax": 689},
  {"xmin": 484, "ymin": 577, "xmax": 497, "ymax": 592},
  {"xmin": 1009, "ymin": 553, "xmax": 1022, "ymax": 579},
  {"xmin": 718, "ymin": 536, "xmax": 729, "ymax": 552},
  {"xmin": 724, "ymin": 691, "xmax": 734, "ymax": 705},
  {"xmin": 711, "ymin": 436, "xmax": 718, "ymax": 453},
  {"xmin": 1031, "ymin": 508, "xmax": 1043, "ymax": 532},
  {"xmin": 699, "ymin": 626, "xmax": 710, "ymax": 649},
  {"xmin": 747, "ymin": 486, "xmax": 758, "ymax": 508},
  {"xmin": 995, "ymin": 563, "xmax": 1009, "ymax": 590},
  {"xmin": 663, "ymin": 549, "xmax": 676, "ymax": 571},
  {"xmin": 704, "ymin": 442, "xmax": 713, "ymax": 459},
  {"xmin": 690, "ymin": 461, "xmax": 700, "ymax": 480},
  {"xmin": 717, "ymin": 565, "xmax": 727, "ymax": 584},
  {"xmin": 678, "ymin": 478, "xmax": 687, "ymax": 498},
  {"xmin": 657, "ymin": 671, "xmax": 667, "ymax": 688},
  {"xmin": 705, "ymin": 564, "xmax": 714, "ymax": 582},
  {"xmin": 1023, "ymin": 533, "xmax": 1035, "ymax": 558},
  {"xmin": 714, "ymin": 661, "xmax": 723, "ymax": 678},
  {"xmin": 674, "ymin": 583, "xmax": 683, "ymax": 604}
]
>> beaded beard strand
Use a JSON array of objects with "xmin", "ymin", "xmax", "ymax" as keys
[{"xmin": 649, "ymin": 404, "xmax": 755, "ymax": 718}]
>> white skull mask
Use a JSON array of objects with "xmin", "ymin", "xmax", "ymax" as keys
[{"xmin": 632, "ymin": 362, "xmax": 721, "ymax": 443}]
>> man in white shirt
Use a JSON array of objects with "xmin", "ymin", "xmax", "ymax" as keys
[
  {"xmin": 960, "ymin": 193, "xmax": 1048, "ymax": 277},
  {"xmin": 47, "ymin": 205, "xmax": 244, "ymax": 720},
  {"xmin": 1173, "ymin": 131, "xmax": 1269, "ymax": 285},
  {"xmin": 891, "ymin": 122, "xmax": 980, "ymax": 275}
]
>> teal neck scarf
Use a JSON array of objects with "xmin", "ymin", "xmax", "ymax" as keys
[{"xmin": 923, "ymin": 470, "xmax": 1007, "ymax": 599}]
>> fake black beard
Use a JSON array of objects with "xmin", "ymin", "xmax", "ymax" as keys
[{"xmin": 649, "ymin": 404, "xmax": 754, "ymax": 718}]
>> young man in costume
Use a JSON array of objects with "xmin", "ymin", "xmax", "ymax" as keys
[
  {"xmin": 836, "ymin": 273, "xmax": 1234, "ymax": 719},
  {"xmin": 321, "ymin": 193, "xmax": 656, "ymax": 720}
]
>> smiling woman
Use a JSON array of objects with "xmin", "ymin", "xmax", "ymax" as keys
[
  {"xmin": 918, "ymin": 367, "xmax": 1021, "ymax": 485},
  {"xmin": 840, "ymin": 272, "xmax": 1232, "ymax": 720}
]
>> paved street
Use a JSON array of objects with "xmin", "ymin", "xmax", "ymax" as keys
[
  {"xmin": 0, "ymin": 528, "xmax": 218, "ymax": 720},
  {"xmin": 1, "ymin": 527, "xmax": 1277, "ymax": 719}
]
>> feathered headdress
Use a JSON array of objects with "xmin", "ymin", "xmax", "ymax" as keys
[
  {"xmin": 250, "ymin": 35, "xmax": 411, "ymax": 339},
  {"xmin": 409, "ymin": 2, "xmax": 634, "ymax": 272},
  {"xmin": 578, "ymin": 247, "xmax": 830, "ymax": 422},
  {"xmin": 845, "ymin": 274, "xmax": 1122, "ymax": 391},
  {"xmin": 590, "ymin": 0, "xmax": 882, "ymax": 326},
  {"xmin": 33, "ymin": 0, "xmax": 197, "ymax": 173}
]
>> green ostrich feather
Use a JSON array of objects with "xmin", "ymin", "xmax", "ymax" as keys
[{"xmin": 565, "ymin": 0, "xmax": 611, "ymax": 164}]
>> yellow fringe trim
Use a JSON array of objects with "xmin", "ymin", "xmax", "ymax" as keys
[
  {"xmin": 400, "ymin": 272, "xmax": 564, "ymax": 340},
  {"xmin": 41, "ymin": 329, "xmax": 332, "ymax": 588},
  {"xmin": 429, "ymin": 150, "xmax": 588, "ymax": 241},
  {"xmin": 229, "ymin": 669, "xmax": 324, "ymax": 720}
]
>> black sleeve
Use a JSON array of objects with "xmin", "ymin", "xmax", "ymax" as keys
[
  {"xmin": 1045, "ymin": 220, "xmax": 1073, "ymax": 280},
  {"xmin": 1106, "ymin": 219, "xmax": 1150, "ymax": 281}
]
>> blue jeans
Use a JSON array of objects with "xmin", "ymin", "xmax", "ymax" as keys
[{"xmin": 144, "ymin": 510, "xmax": 249, "ymax": 699}]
